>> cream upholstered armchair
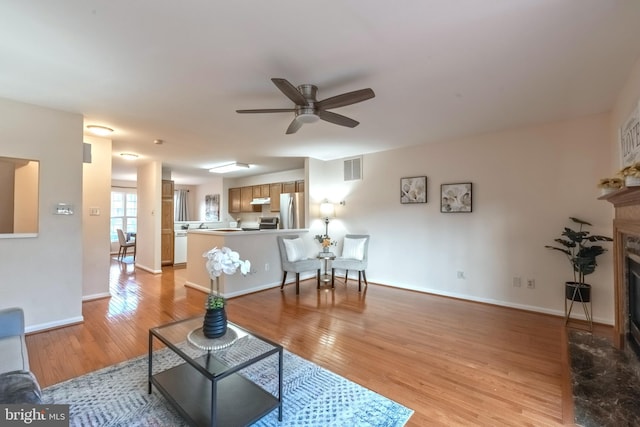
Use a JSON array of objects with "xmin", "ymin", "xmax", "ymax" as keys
[
  {"xmin": 277, "ymin": 235, "xmax": 321, "ymax": 294},
  {"xmin": 331, "ymin": 234, "xmax": 370, "ymax": 291}
]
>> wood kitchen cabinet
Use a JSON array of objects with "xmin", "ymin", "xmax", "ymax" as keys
[
  {"xmin": 295, "ymin": 180, "xmax": 305, "ymax": 193},
  {"xmin": 252, "ymin": 184, "xmax": 270, "ymax": 198},
  {"xmin": 161, "ymin": 180, "xmax": 174, "ymax": 266},
  {"xmin": 228, "ymin": 187, "xmax": 241, "ymax": 213},
  {"xmin": 252, "ymin": 185, "xmax": 261, "ymax": 198},
  {"xmin": 282, "ymin": 181, "xmax": 296, "ymax": 194},
  {"xmin": 269, "ymin": 183, "xmax": 282, "ymax": 212},
  {"xmin": 240, "ymin": 186, "xmax": 255, "ymax": 212}
]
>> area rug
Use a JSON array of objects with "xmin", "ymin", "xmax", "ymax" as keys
[
  {"xmin": 42, "ymin": 336, "xmax": 413, "ymax": 427},
  {"xmin": 568, "ymin": 330, "xmax": 640, "ymax": 427}
]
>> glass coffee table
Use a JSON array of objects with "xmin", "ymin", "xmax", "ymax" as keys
[{"xmin": 148, "ymin": 316, "xmax": 282, "ymax": 426}]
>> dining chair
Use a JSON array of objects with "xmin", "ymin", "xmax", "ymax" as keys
[
  {"xmin": 331, "ymin": 234, "xmax": 370, "ymax": 291},
  {"xmin": 277, "ymin": 235, "xmax": 321, "ymax": 294},
  {"xmin": 116, "ymin": 229, "xmax": 136, "ymax": 261}
]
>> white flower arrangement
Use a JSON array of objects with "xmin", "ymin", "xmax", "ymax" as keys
[{"xmin": 202, "ymin": 247, "xmax": 251, "ymax": 308}]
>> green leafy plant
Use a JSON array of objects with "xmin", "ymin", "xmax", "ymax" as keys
[
  {"xmin": 544, "ymin": 217, "xmax": 612, "ymax": 284},
  {"xmin": 206, "ymin": 294, "xmax": 225, "ymax": 310}
]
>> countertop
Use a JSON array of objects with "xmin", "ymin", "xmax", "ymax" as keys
[{"xmin": 188, "ymin": 228, "xmax": 308, "ymax": 236}]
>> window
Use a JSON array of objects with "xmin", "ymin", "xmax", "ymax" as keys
[{"xmin": 111, "ymin": 189, "xmax": 137, "ymax": 242}]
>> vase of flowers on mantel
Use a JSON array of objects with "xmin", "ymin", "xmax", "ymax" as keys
[{"xmin": 202, "ymin": 247, "xmax": 250, "ymax": 338}]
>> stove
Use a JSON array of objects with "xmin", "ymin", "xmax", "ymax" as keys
[{"xmin": 259, "ymin": 217, "xmax": 279, "ymax": 230}]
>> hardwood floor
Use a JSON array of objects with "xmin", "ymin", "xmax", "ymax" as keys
[{"xmin": 26, "ymin": 258, "xmax": 586, "ymax": 426}]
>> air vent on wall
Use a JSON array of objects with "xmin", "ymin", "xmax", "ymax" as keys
[{"xmin": 344, "ymin": 156, "xmax": 362, "ymax": 181}]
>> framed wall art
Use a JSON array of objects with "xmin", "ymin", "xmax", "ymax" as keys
[
  {"xmin": 441, "ymin": 182, "xmax": 472, "ymax": 213},
  {"xmin": 401, "ymin": 176, "xmax": 427, "ymax": 204}
]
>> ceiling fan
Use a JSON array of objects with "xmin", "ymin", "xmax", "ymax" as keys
[{"xmin": 236, "ymin": 78, "xmax": 375, "ymax": 134}]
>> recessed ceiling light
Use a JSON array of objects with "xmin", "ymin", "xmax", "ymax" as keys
[
  {"xmin": 120, "ymin": 153, "xmax": 139, "ymax": 160},
  {"xmin": 86, "ymin": 125, "xmax": 114, "ymax": 136},
  {"xmin": 208, "ymin": 162, "xmax": 250, "ymax": 173}
]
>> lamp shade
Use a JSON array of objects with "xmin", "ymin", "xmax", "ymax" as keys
[{"xmin": 320, "ymin": 202, "xmax": 335, "ymax": 219}]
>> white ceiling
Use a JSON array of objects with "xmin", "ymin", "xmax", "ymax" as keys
[{"xmin": 2, "ymin": 1, "xmax": 640, "ymax": 184}]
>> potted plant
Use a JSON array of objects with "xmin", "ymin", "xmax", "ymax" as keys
[
  {"xmin": 597, "ymin": 177, "xmax": 623, "ymax": 196},
  {"xmin": 618, "ymin": 163, "xmax": 640, "ymax": 186},
  {"xmin": 202, "ymin": 246, "xmax": 251, "ymax": 338},
  {"xmin": 544, "ymin": 217, "xmax": 612, "ymax": 303}
]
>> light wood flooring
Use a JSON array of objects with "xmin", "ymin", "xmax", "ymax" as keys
[{"xmin": 26, "ymin": 258, "xmax": 605, "ymax": 426}]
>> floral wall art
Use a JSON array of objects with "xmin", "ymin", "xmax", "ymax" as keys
[
  {"xmin": 441, "ymin": 182, "xmax": 472, "ymax": 213},
  {"xmin": 400, "ymin": 176, "xmax": 427, "ymax": 204}
]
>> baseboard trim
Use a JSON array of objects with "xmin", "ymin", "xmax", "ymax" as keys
[
  {"xmin": 82, "ymin": 292, "xmax": 111, "ymax": 302},
  {"xmin": 385, "ymin": 282, "xmax": 614, "ymax": 325},
  {"xmin": 135, "ymin": 263, "xmax": 162, "ymax": 274},
  {"xmin": 25, "ymin": 316, "xmax": 84, "ymax": 334}
]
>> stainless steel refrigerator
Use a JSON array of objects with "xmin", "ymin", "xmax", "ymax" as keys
[{"xmin": 279, "ymin": 192, "xmax": 305, "ymax": 229}]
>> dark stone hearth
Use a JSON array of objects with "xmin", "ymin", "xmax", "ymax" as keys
[{"xmin": 569, "ymin": 331, "xmax": 640, "ymax": 426}]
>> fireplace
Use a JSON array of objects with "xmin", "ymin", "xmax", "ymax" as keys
[
  {"xmin": 628, "ymin": 254, "xmax": 640, "ymax": 356},
  {"xmin": 599, "ymin": 187, "xmax": 640, "ymax": 352}
]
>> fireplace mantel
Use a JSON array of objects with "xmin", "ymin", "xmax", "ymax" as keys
[
  {"xmin": 601, "ymin": 186, "xmax": 640, "ymax": 348},
  {"xmin": 599, "ymin": 186, "xmax": 640, "ymax": 207}
]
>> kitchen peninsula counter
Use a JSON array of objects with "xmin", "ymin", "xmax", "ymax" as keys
[{"xmin": 185, "ymin": 228, "xmax": 310, "ymax": 297}]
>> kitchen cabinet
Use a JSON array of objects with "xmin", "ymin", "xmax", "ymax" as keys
[
  {"xmin": 269, "ymin": 183, "xmax": 282, "ymax": 212},
  {"xmin": 296, "ymin": 180, "xmax": 305, "ymax": 193},
  {"xmin": 161, "ymin": 180, "xmax": 174, "ymax": 266},
  {"xmin": 229, "ymin": 187, "xmax": 241, "ymax": 213},
  {"xmin": 240, "ymin": 186, "xmax": 256, "ymax": 212},
  {"xmin": 282, "ymin": 181, "xmax": 296, "ymax": 193},
  {"xmin": 252, "ymin": 184, "xmax": 270, "ymax": 198}
]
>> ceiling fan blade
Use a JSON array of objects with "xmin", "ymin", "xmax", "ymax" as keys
[
  {"xmin": 316, "ymin": 88, "xmax": 375, "ymax": 110},
  {"xmin": 271, "ymin": 78, "xmax": 307, "ymax": 105},
  {"xmin": 317, "ymin": 110, "xmax": 359, "ymax": 128},
  {"xmin": 286, "ymin": 118, "xmax": 303, "ymax": 134},
  {"xmin": 236, "ymin": 109, "xmax": 295, "ymax": 113}
]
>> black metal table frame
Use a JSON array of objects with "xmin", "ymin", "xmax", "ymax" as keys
[{"xmin": 148, "ymin": 317, "xmax": 283, "ymax": 426}]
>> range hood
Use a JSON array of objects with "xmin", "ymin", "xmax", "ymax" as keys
[{"xmin": 250, "ymin": 197, "xmax": 271, "ymax": 205}]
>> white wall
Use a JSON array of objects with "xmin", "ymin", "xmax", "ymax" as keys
[
  {"xmin": 136, "ymin": 161, "xmax": 163, "ymax": 273},
  {"xmin": 193, "ymin": 177, "xmax": 224, "ymax": 222},
  {"xmin": 610, "ymin": 56, "xmax": 640, "ymax": 170},
  {"xmin": 310, "ymin": 113, "xmax": 615, "ymax": 323},
  {"xmin": 82, "ymin": 135, "xmax": 112, "ymax": 300},
  {"xmin": 0, "ymin": 97, "xmax": 84, "ymax": 330}
]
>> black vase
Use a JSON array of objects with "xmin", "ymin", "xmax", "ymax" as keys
[
  {"xmin": 565, "ymin": 282, "xmax": 591, "ymax": 302},
  {"xmin": 203, "ymin": 308, "xmax": 227, "ymax": 338}
]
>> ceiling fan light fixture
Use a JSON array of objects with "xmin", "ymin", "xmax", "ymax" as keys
[
  {"xmin": 296, "ymin": 112, "xmax": 319, "ymax": 124},
  {"xmin": 86, "ymin": 125, "xmax": 114, "ymax": 136},
  {"xmin": 209, "ymin": 162, "xmax": 250, "ymax": 174}
]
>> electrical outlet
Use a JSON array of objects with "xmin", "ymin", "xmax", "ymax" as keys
[
  {"xmin": 513, "ymin": 277, "xmax": 521, "ymax": 287},
  {"xmin": 527, "ymin": 279, "xmax": 535, "ymax": 289},
  {"xmin": 457, "ymin": 271, "xmax": 465, "ymax": 279}
]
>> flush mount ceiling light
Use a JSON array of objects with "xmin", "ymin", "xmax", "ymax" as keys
[
  {"xmin": 86, "ymin": 125, "xmax": 114, "ymax": 136},
  {"xmin": 120, "ymin": 152, "xmax": 139, "ymax": 160},
  {"xmin": 208, "ymin": 162, "xmax": 250, "ymax": 174}
]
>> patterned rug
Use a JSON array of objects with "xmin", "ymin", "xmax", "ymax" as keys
[{"xmin": 42, "ymin": 337, "xmax": 413, "ymax": 427}]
